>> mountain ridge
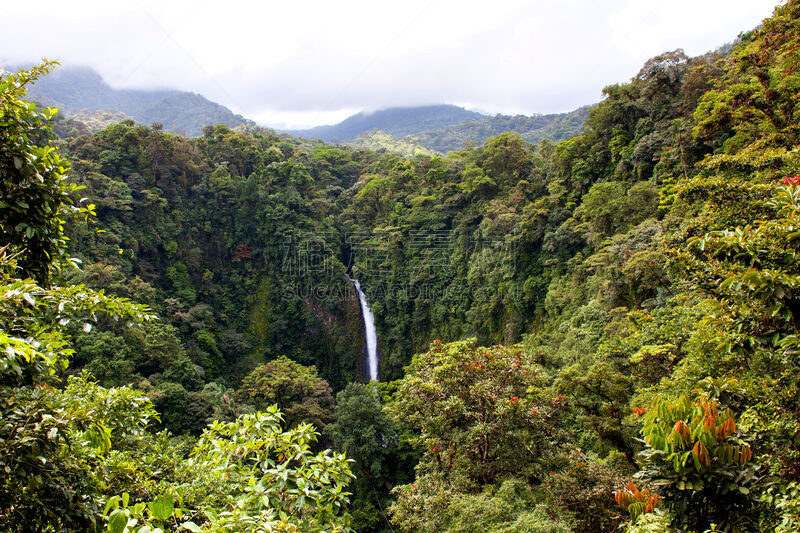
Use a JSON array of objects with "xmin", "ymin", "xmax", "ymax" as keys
[
  {"xmin": 13, "ymin": 64, "xmax": 591, "ymax": 152},
  {"xmin": 414, "ymin": 105, "xmax": 593, "ymax": 152},
  {"xmin": 285, "ymin": 104, "xmax": 592, "ymax": 153},
  {"xmin": 12, "ymin": 64, "xmax": 254, "ymax": 136},
  {"xmin": 283, "ymin": 104, "xmax": 485, "ymax": 142}
]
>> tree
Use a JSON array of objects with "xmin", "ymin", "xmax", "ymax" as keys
[
  {"xmin": 0, "ymin": 240, "xmax": 156, "ymax": 530},
  {"xmin": 237, "ymin": 355, "xmax": 334, "ymax": 431},
  {"xmin": 326, "ymin": 382, "xmax": 399, "ymax": 533},
  {"xmin": 479, "ymin": 132, "xmax": 532, "ymax": 187},
  {"xmin": 183, "ymin": 407, "xmax": 354, "ymax": 532},
  {"xmin": 0, "ymin": 60, "xmax": 160, "ymax": 530},
  {"xmin": 693, "ymin": 1, "xmax": 800, "ymax": 152},
  {"xmin": 555, "ymin": 361, "xmax": 636, "ymax": 464},
  {"xmin": 0, "ymin": 61, "xmax": 88, "ymax": 284},
  {"xmin": 327, "ymin": 382, "xmax": 395, "ymax": 481},
  {"xmin": 575, "ymin": 181, "xmax": 627, "ymax": 244},
  {"xmin": 0, "ymin": 371, "xmax": 159, "ymax": 532},
  {"xmin": 629, "ymin": 390, "xmax": 761, "ymax": 531},
  {"xmin": 387, "ymin": 339, "xmax": 561, "ymax": 532},
  {"xmin": 0, "ymin": 62, "xmax": 357, "ymax": 533}
]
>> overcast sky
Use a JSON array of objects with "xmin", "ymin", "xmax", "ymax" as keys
[{"xmin": 1, "ymin": 0, "xmax": 779, "ymax": 128}]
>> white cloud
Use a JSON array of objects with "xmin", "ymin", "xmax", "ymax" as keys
[
  {"xmin": 608, "ymin": 0, "xmax": 777, "ymax": 59},
  {"xmin": 0, "ymin": 0, "xmax": 779, "ymax": 127}
]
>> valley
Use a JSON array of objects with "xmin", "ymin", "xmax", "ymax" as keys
[{"xmin": 1, "ymin": 2, "xmax": 799, "ymax": 532}]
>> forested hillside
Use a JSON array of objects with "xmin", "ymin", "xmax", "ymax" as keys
[
  {"xmin": 287, "ymin": 104, "xmax": 589, "ymax": 153},
  {"xmin": 284, "ymin": 104, "xmax": 484, "ymax": 143},
  {"xmin": 18, "ymin": 65, "xmax": 253, "ymax": 136},
  {"xmin": 413, "ymin": 105, "xmax": 591, "ymax": 152},
  {"xmin": 2, "ymin": 2, "xmax": 800, "ymax": 532}
]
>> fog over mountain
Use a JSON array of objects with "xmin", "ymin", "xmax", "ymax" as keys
[
  {"xmin": 19, "ymin": 65, "xmax": 252, "ymax": 136},
  {"xmin": 18, "ymin": 65, "xmax": 591, "ymax": 149},
  {"xmin": 0, "ymin": 0, "xmax": 775, "ymax": 127}
]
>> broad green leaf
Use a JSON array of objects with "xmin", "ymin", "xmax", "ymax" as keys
[
  {"xmin": 108, "ymin": 509, "xmax": 128, "ymax": 533},
  {"xmin": 148, "ymin": 494, "xmax": 175, "ymax": 521}
]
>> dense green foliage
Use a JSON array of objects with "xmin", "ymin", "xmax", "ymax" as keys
[
  {"xmin": 237, "ymin": 355, "xmax": 334, "ymax": 431},
  {"xmin": 0, "ymin": 61, "xmax": 86, "ymax": 284},
  {"xmin": 413, "ymin": 105, "xmax": 591, "ymax": 153},
  {"xmin": 5, "ymin": 2, "xmax": 800, "ymax": 531},
  {"xmin": 289, "ymin": 104, "xmax": 589, "ymax": 155},
  {"xmin": 0, "ymin": 63, "xmax": 354, "ymax": 533},
  {"xmin": 350, "ymin": 131, "xmax": 438, "ymax": 158}
]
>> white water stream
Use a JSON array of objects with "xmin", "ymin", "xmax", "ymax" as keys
[{"xmin": 351, "ymin": 278, "xmax": 379, "ymax": 381}]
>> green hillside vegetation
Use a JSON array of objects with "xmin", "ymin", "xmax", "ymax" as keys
[
  {"xmin": 65, "ymin": 109, "xmax": 129, "ymax": 134},
  {"xmin": 350, "ymin": 130, "xmax": 438, "ymax": 158},
  {"xmin": 132, "ymin": 92, "xmax": 254, "ymax": 137},
  {"xmin": 2, "ymin": 2, "xmax": 800, "ymax": 531},
  {"xmin": 285, "ymin": 104, "xmax": 484, "ymax": 142},
  {"xmin": 289, "ymin": 105, "xmax": 589, "ymax": 155},
  {"xmin": 18, "ymin": 65, "xmax": 253, "ymax": 136},
  {"xmin": 414, "ymin": 105, "xmax": 592, "ymax": 153}
]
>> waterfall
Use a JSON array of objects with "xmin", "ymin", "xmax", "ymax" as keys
[{"xmin": 351, "ymin": 278, "xmax": 379, "ymax": 381}]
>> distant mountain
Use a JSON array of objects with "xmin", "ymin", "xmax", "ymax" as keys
[
  {"xmin": 16, "ymin": 65, "xmax": 253, "ymax": 136},
  {"xmin": 413, "ymin": 106, "xmax": 593, "ymax": 153},
  {"xmin": 15, "ymin": 65, "xmax": 591, "ymax": 147},
  {"xmin": 285, "ymin": 104, "xmax": 484, "ymax": 142},
  {"xmin": 285, "ymin": 103, "xmax": 591, "ymax": 154},
  {"xmin": 133, "ymin": 92, "xmax": 254, "ymax": 137}
]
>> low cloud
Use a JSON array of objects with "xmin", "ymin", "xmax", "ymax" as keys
[{"xmin": 0, "ymin": 0, "xmax": 777, "ymax": 128}]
